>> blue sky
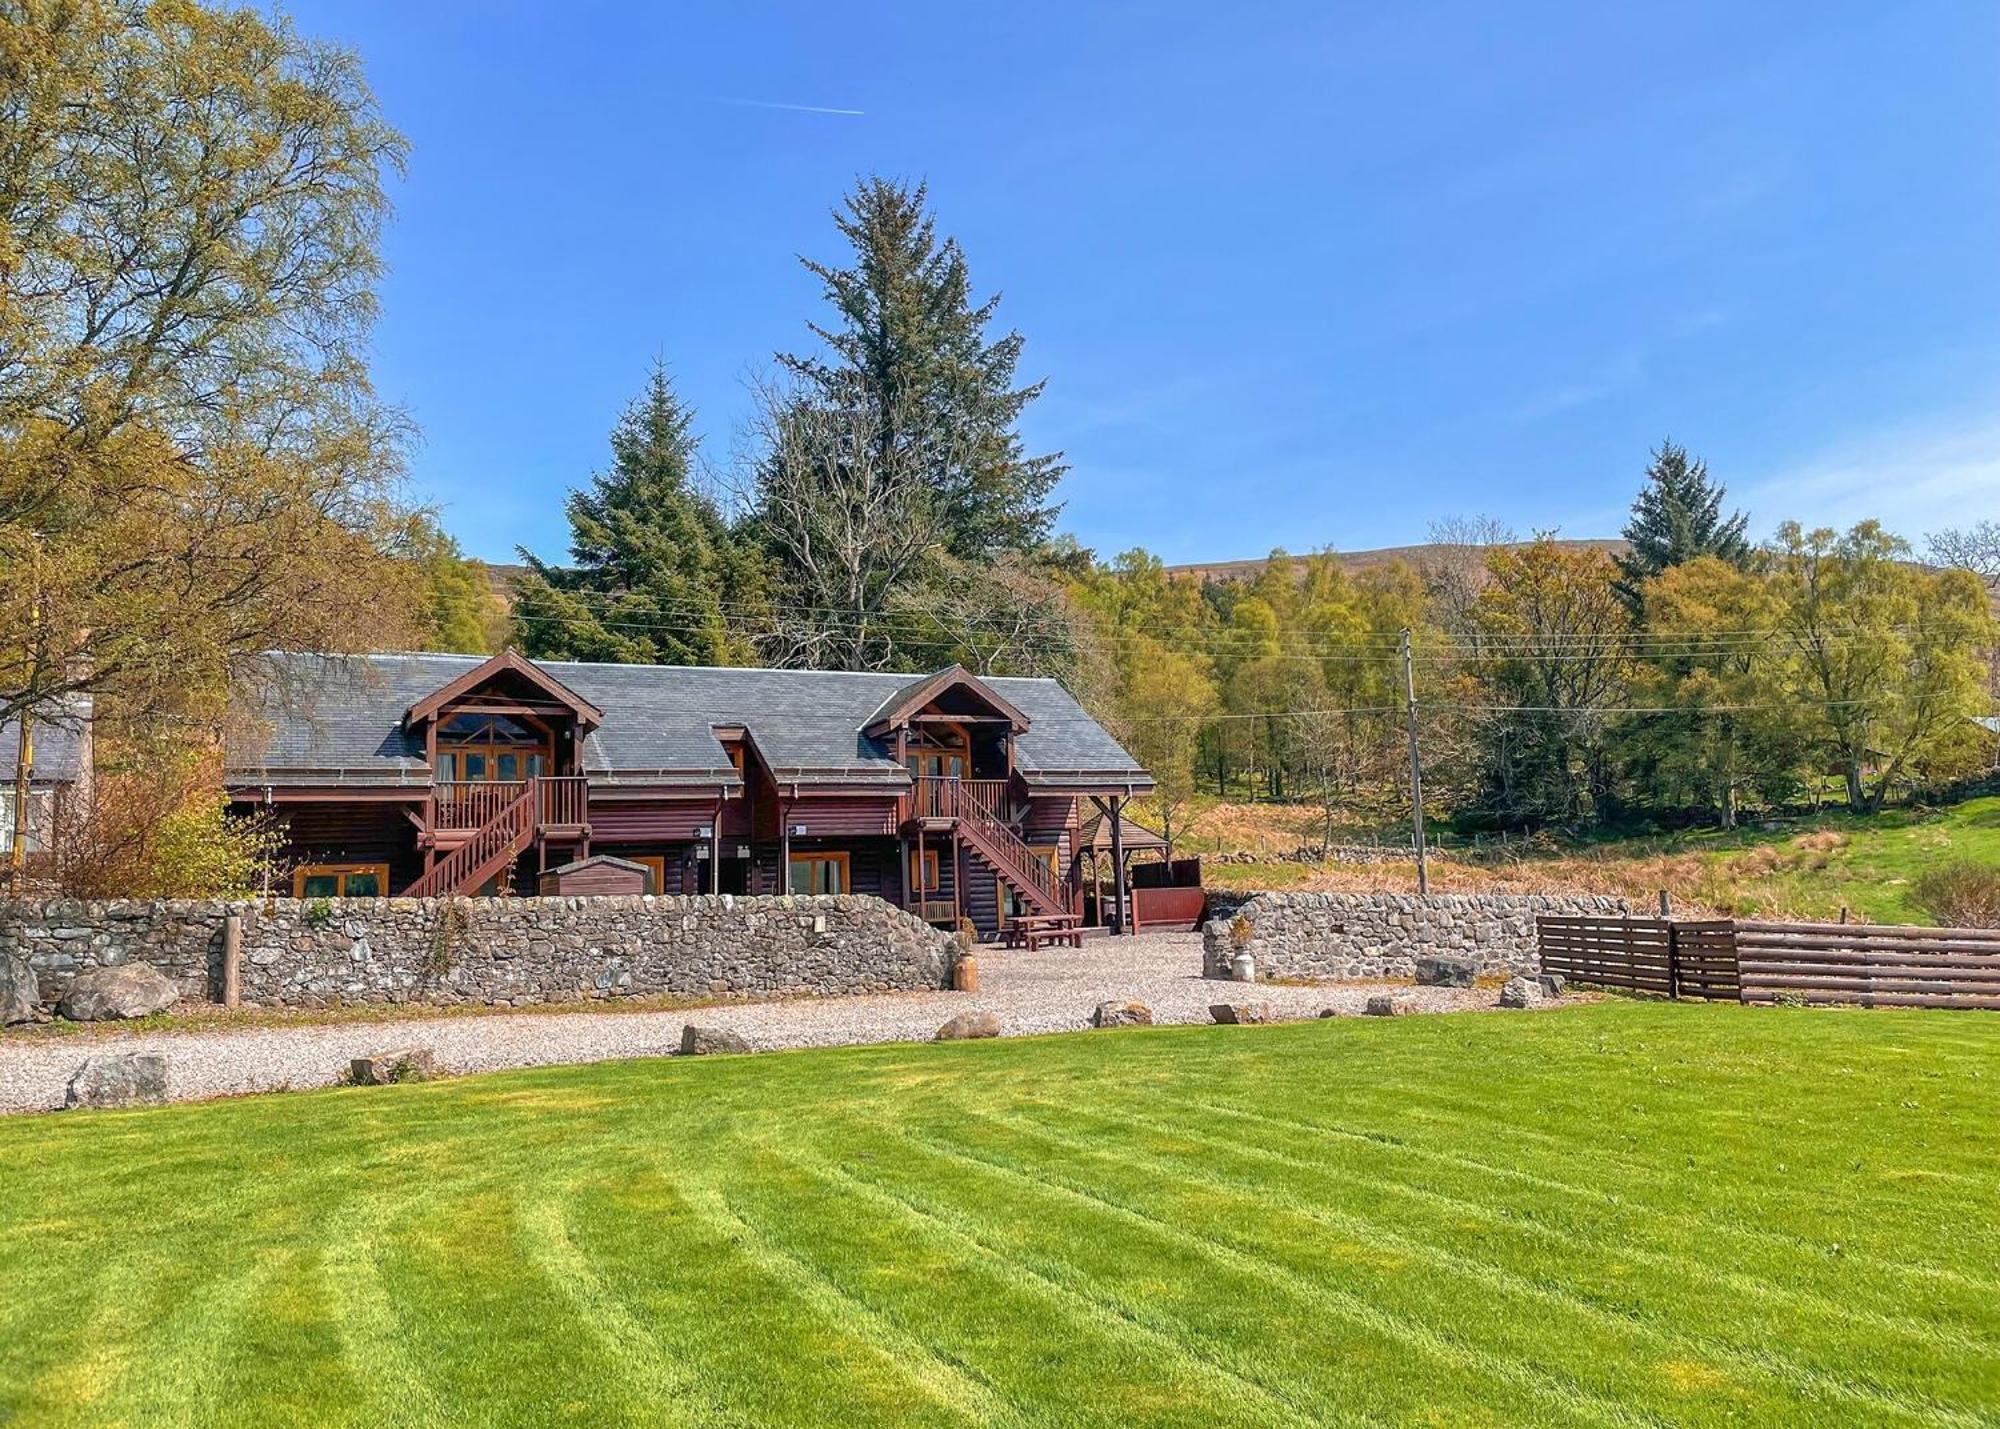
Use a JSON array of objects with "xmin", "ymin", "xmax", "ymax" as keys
[{"xmin": 283, "ymin": 1, "xmax": 2000, "ymax": 566}]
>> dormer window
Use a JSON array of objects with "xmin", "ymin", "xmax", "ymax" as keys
[{"xmin": 436, "ymin": 712, "xmax": 551, "ymax": 784}]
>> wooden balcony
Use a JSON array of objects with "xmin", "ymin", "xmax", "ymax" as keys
[
  {"xmin": 906, "ymin": 776, "xmax": 1010, "ymax": 826},
  {"xmin": 431, "ymin": 776, "xmax": 590, "ymax": 839}
]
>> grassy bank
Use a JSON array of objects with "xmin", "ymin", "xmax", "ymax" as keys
[
  {"xmin": 2, "ymin": 1002, "xmax": 1996, "ymax": 1425},
  {"xmin": 1183, "ymin": 794, "xmax": 2000, "ymax": 923}
]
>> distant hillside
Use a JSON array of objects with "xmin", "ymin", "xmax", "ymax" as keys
[{"xmin": 1165, "ymin": 538, "xmax": 1627, "ymax": 584}]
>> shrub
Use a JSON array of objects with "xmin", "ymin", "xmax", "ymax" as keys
[{"xmin": 1911, "ymin": 861, "xmax": 2000, "ymax": 928}]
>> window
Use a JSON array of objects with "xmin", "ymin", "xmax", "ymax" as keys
[
  {"xmin": 293, "ymin": 863, "xmax": 389, "ymax": 899},
  {"xmin": 437, "ymin": 711, "xmax": 552, "ymax": 785},
  {"xmin": 788, "ymin": 851, "xmax": 850, "ymax": 895},
  {"xmin": 909, "ymin": 848, "xmax": 941, "ymax": 892},
  {"xmin": 0, "ymin": 790, "xmax": 42, "ymax": 854},
  {"xmin": 1000, "ymin": 845, "xmax": 1061, "ymax": 924}
]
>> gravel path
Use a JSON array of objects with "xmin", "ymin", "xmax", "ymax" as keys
[{"xmin": 0, "ymin": 932, "xmax": 1552, "ymax": 1114}]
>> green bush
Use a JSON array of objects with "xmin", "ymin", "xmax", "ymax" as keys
[{"xmin": 1911, "ymin": 860, "xmax": 2000, "ymax": 928}]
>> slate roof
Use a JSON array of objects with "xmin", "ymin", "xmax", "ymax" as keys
[
  {"xmin": 226, "ymin": 653, "xmax": 1150, "ymax": 790},
  {"xmin": 1, "ymin": 696, "xmax": 91, "ymax": 785}
]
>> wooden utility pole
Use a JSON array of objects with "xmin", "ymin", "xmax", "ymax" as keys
[
  {"xmin": 1400, "ymin": 629, "xmax": 1428, "ymax": 896},
  {"xmin": 8, "ymin": 536, "xmax": 41, "ymax": 898},
  {"xmin": 7, "ymin": 702, "xmax": 30, "ymax": 897}
]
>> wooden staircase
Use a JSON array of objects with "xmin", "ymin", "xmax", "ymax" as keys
[
  {"xmin": 403, "ymin": 786, "xmax": 536, "ymax": 898},
  {"xmin": 916, "ymin": 777, "xmax": 1067, "ymax": 917}
]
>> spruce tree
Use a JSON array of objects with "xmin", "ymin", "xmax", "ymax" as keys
[
  {"xmin": 512, "ymin": 364, "xmax": 752, "ymax": 666},
  {"xmin": 1613, "ymin": 440, "xmax": 1750, "ymax": 611},
  {"xmin": 779, "ymin": 177, "xmax": 1066, "ymax": 560}
]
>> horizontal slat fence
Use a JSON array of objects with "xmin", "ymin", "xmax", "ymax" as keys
[
  {"xmin": 1540, "ymin": 915, "xmax": 2000, "ymax": 1010},
  {"xmin": 1735, "ymin": 922, "xmax": 2000, "ymax": 1010},
  {"xmin": 1537, "ymin": 916, "xmax": 1675, "ymax": 995},
  {"xmin": 1667, "ymin": 919, "xmax": 1742, "ymax": 1000}
]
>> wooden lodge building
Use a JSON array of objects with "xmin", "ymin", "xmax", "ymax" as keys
[{"xmin": 225, "ymin": 651, "xmax": 1160, "ymax": 939}]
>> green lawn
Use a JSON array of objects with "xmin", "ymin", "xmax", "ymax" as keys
[{"xmin": 3, "ymin": 1003, "xmax": 1996, "ymax": 1427}]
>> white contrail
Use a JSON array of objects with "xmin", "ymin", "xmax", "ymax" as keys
[{"xmin": 715, "ymin": 98, "xmax": 865, "ymax": 116}]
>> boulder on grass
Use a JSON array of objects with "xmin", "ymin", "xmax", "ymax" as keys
[
  {"xmin": 1413, "ymin": 955, "xmax": 1476, "ymax": 989},
  {"xmin": 66, "ymin": 1053, "xmax": 167, "ymax": 1110},
  {"xmin": 1209, "ymin": 1002, "xmax": 1274, "ymax": 1025},
  {"xmin": 935, "ymin": 1011, "xmax": 1001, "ymax": 1041},
  {"xmin": 1364, "ymin": 995, "xmax": 1416, "ymax": 1017},
  {"xmin": 1537, "ymin": 973, "xmax": 1568, "ymax": 999},
  {"xmin": 680, "ymin": 1024, "xmax": 751, "ymax": 1056},
  {"xmin": 1, "ymin": 953, "xmax": 38, "ymax": 1025},
  {"xmin": 57, "ymin": 964, "xmax": 178, "ymax": 1022},
  {"xmin": 1093, "ymin": 1001, "xmax": 1153, "ymax": 1028},
  {"xmin": 1498, "ymin": 976, "xmax": 1541, "ymax": 1010},
  {"xmin": 348, "ymin": 1047, "xmax": 437, "ymax": 1085}
]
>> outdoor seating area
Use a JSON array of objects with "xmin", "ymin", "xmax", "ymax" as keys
[{"xmin": 1001, "ymin": 911, "xmax": 1084, "ymax": 951}]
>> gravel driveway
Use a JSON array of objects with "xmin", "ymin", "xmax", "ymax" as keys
[{"xmin": 0, "ymin": 931, "xmax": 1535, "ymax": 1114}]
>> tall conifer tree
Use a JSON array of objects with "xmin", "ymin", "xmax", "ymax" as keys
[
  {"xmin": 1614, "ymin": 440, "xmax": 1750, "ymax": 610},
  {"xmin": 513, "ymin": 364, "xmax": 752, "ymax": 666},
  {"xmin": 778, "ymin": 177, "xmax": 1066, "ymax": 560}
]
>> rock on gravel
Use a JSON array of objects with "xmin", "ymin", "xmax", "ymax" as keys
[
  {"xmin": 66, "ymin": 1053, "xmax": 166, "ymax": 1109},
  {"xmin": 1364, "ymin": 995, "xmax": 1417, "ymax": 1017},
  {"xmin": 680, "ymin": 1025, "xmax": 752, "ymax": 1056},
  {"xmin": 1093, "ymin": 1001, "xmax": 1152, "ymax": 1028},
  {"xmin": 1413, "ymin": 955, "xmax": 1476, "ymax": 989},
  {"xmin": 349, "ymin": 1047, "xmax": 438, "ymax": 1084},
  {"xmin": 1, "ymin": 955, "xmax": 37, "ymax": 1026},
  {"xmin": 57, "ymin": 965, "xmax": 178, "ymax": 1022},
  {"xmin": 1210, "ymin": 1002, "xmax": 1275, "ymax": 1025},
  {"xmin": 935, "ymin": 1012, "xmax": 1001, "ymax": 1041},
  {"xmin": 1498, "ymin": 976, "xmax": 1541, "ymax": 1010},
  {"xmin": 1538, "ymin": 973, "xmax": 1568, "ymax": 998}
]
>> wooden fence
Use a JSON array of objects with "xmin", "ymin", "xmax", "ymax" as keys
[
  {"xmin": 1735, "ymin": 922, "xmax": 2000, "ymax": 1010},
  {"xmin": 1538, "ymin": 915, "xmax": 2000, "ymax": 1010}
]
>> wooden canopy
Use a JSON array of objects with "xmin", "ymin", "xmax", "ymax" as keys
[{"xmin": 1076, "ymin": 808, "xmax": 1168, "ymax": 856}]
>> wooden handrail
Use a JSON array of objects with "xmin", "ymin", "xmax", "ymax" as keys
[
  {"xmin": 917, "ymin": 775, "xmax": 1063, "ymax": 912},
  {"xmin": 434, "ymin": 780, "xmax": 527, "ymax": 831},
  {"xmin": 404, "ymin": 785, "xmax": 535, "ymax": 898},
  {"xmin": 536, "ymin": 775, "xmax": 589, "ymax": 827}
]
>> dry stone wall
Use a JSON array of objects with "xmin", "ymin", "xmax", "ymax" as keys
[
  {"xmin": 1203, "ymin": 891, "xmax": 1631, "ymax": 981},
  {"xmin": 0, "ymin": 894, "xmax": 952, "ymax": 1011}
]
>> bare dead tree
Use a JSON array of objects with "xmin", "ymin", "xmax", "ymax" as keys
[
  {"xmin": 1928, "ymin": 522, "xmax": 2000, "ymax": 591},
  {"xmin": 742, "ymin": 379, "xmax": 951, "ymax": 670},
  {"xmin": 890, "ymin": 557, "xmax": 1082, "ymax": 677}
]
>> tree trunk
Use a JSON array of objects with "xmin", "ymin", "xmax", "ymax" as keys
[{"xmin": 1844, "ymin": 762, "xmax": 1867, "ymax": 814}]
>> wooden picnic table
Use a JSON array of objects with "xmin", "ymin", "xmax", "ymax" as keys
[{"xmin": 1002, "ymin": 912, "xmax": 1083, "ymax": 951}]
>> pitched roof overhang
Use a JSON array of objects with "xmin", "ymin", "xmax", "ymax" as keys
[
  {"xmin": 862, "ymin": 665, "xmax": 1031, "ymax": 738},
  {"xmin": 404, "ymin": 649, "xmax": 606, "ymax": 730}
]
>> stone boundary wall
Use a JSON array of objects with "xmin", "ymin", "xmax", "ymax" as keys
[
  {"xmin": 0, "ymin": 894, "xmax": 953, "ymax": 1011},
  {"xmin": 1202, "ymin": 891, "xmax": 1632, "ymax": 982}
]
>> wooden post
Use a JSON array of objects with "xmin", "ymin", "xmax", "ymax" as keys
[
  {"xmin": 8, "ymin": 701, "xmax": 31, "ymax": 897},
  {"xmin": 222, "ymin": 912, "xmax": 242, "ymax": 1009},
  {"xmin": 1109, "ymin": 794, "xmax": 1127, "ymax": 934},
  {"xmin": 779, "ymin": 793, "xmax": 792, "ymax": 897},
  {"xmin": 1400, "ymin": 628, "xmax": 1429, "ymax": 896},
  {"xmin": 1657, "ymin": 889, "xmax": 1671, "ymax": 918}
]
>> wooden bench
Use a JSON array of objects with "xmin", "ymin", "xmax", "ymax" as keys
[{"xmin": 1002, "ymin": 913, "xmax": 1083, "ymax": 951}]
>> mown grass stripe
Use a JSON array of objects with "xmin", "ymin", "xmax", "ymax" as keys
[
  {"xmin": 1182, "ymin": 1095, "xmax": 2000, "ymax": 1297},
  {"xmin": 971, "ymin": 1101, "xmax": 1986, "ymax": 1427},
  {"xmin": 513, "ymin": 1194, "xmax": 747, "ymax": 1428},
  {"xmin": 681, "ymin": 1180, "xmax": 1014, "ymax": 1424},
  {"xmin": 785, "ymin": 1149, "xmax": 1327, "ymax": 1427},
  {"xmin": 883, "ymin": 1124, "xmax": 1662, "ymax": 1429}
]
